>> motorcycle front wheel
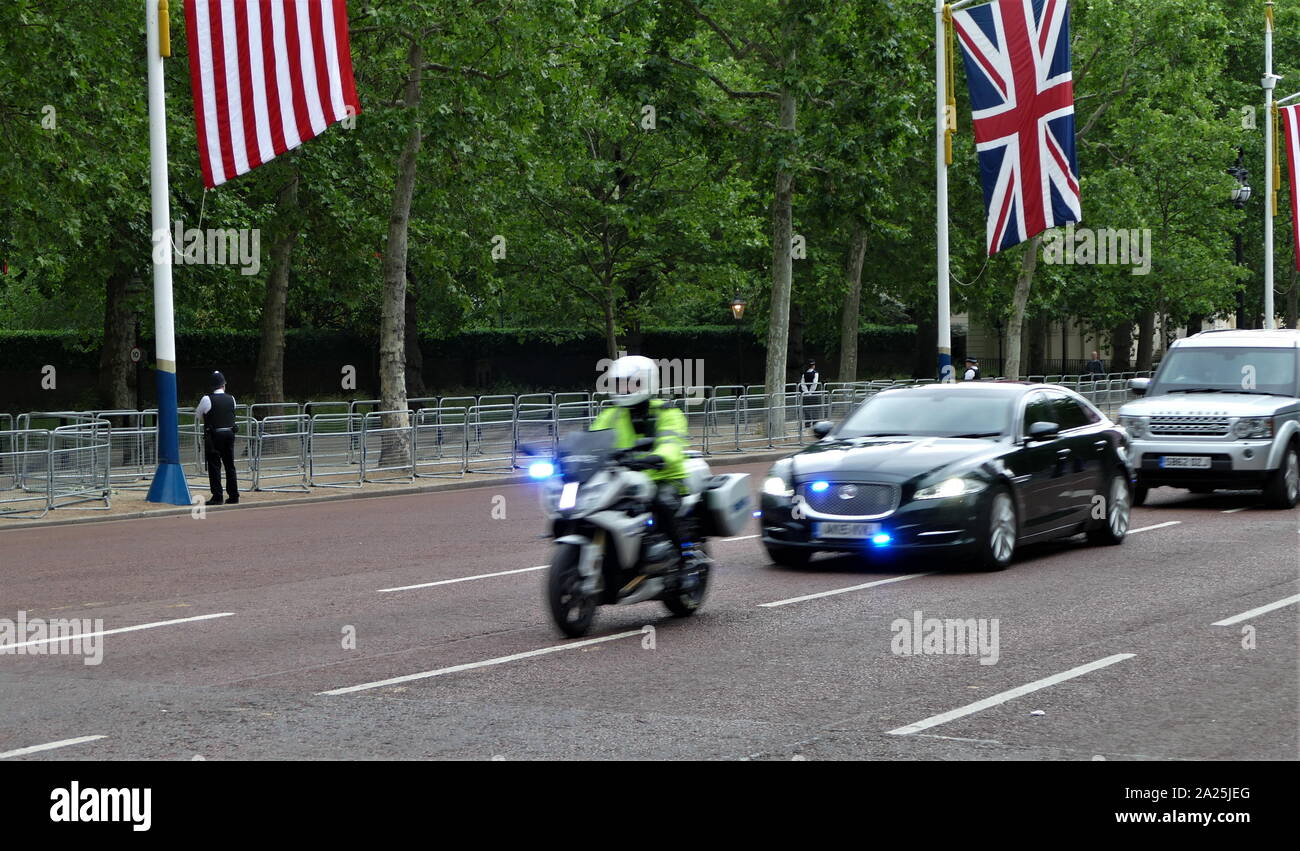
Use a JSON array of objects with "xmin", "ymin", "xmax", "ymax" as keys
[{"xmin": 547, "ymin": 543, "xmax": 599, "ymax": 637}]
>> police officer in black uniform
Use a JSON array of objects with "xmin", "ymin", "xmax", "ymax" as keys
[
  {"xmin": 962, "ymin": 357, "xmax": 982, "ymax": 381},
  {"xmin": 799, "ymin": 359, "xmax": 822, "ymax": 427},
  {"xmin": 196, "ymin": 371, "xmax": 239, "ymax": 505}
]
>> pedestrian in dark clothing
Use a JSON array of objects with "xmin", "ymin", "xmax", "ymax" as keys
[
  {"xmin": 799, "ymin": 359, "xmax": 822, "ymax": 427},
  {"xmin": 962, "ymin": 357, "xmax": 982, "ymax": 381},
  {"xmin": 196, "ymin": 371, "xmax": 238, "ymax": 505},
  {"xmin": 1085, "ymin": 351, "xmax": 1105, "ymax": 377}
]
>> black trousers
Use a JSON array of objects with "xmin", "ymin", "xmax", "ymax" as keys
[{"xmin": 205, "ymin": 429, "xmax": 238, "ymax": 501}]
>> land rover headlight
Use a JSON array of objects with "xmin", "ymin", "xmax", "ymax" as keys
[
  {"xmin": 1119, "ymin": 415, "xmax": 1148, "ymax": 438},
  {"xmin": 1233, "ymin": 417, "xmax": 1274, "ymax": 439},
  {"xmin": 763, "ymin": 460, "xmax": 795, "ymax": 497},
  {"xmin": 913, "ymin": 476, "xmax": 986, "ymax": 500}
]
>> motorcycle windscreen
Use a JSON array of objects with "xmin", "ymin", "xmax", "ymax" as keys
[{"xmin": 558, "ymin": 428, "xmax": 619, "ymax": 483}]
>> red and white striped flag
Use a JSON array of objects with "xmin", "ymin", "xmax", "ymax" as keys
[
  {"xmin": 183, "ymin": 0, "xmax": 361, "ymax": 188},
  {"xmin": 1280, "ymin": 104, "xmax": 1300, "ymax": 271}
]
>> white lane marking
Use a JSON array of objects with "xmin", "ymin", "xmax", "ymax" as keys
[
  {"xmin": 887, "ymin": 653, "xmax": 1135, "ymax": 736},
  {"xmin": 758, "ymin": 573, "xmax": 933, "ymax": 608},
  {"xmin": 1220, "ymin": 506, "xmax": 1249, "ymax": 514},
  {"xmin": 1212, "ymin": 592, "xmax": 1300, "ymax": 627},
  {"xmin": 380, "ymin": 533, "xmax": 761, "ymax": 593},
  {"xmin": 0, "ymin": 612, "xmax": 235, "ymax": 652},
  {"xmin": 318, "ymin": 630, "xmax": 643, "ymax": 696},
  {"xmin": 379, "ymin": 565, "xmax": 547, "ymax": 593},
  {"xmin": 0, "ymin": 735, "xmax": 107, "ymax": 759},
  {"xmin": 1127, "ymin": 521, "xmax": 1181, "ymax": 534}
]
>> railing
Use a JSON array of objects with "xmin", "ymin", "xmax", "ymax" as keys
[{"xmin": 0, "ymin": 374, "xmax": 1152, "ymax": 518}]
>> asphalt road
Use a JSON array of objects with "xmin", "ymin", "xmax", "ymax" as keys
[{"xmin": 0, "ymin": 461, "xmax": 1296, "ymax": 761}]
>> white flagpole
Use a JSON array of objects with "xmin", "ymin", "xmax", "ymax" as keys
[
  {"xmin": 1264, "ymin": 1, "xmax": 1277, "ymax": 330},
  {"xmin": 936, "ymin": 0, "xmax": 952, "ymax": 381},
  {"xmin": 145, "ymin": 0, "xmax": 191, "ymax": 505}
]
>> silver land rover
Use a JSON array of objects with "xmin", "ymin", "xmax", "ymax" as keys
[{"xmin": 1117, "ymin": 329, "xmax": 1300, "ymax": 508}]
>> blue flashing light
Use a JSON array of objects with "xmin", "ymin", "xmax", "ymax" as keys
[
  {"xmin": 811, "ymin": 480, "xmax": 830, "ymax": 493},
  {"xmin": 528, "ymin": 461, "xmax": 555, "ymax": 479},
  {"xmin": 870, "ymin": 533, "xmax": 893, "ymax": 546},
  {"xmin": 752, "ymin": 510, "xmax": 762, "ymax": 517}
]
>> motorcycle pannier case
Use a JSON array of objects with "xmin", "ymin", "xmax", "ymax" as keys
[{"xmin": 704, "ymin": 473, "xmax": 753, "ymax": 537}]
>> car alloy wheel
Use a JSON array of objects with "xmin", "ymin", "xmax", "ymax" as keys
[
  {"xmin": 1107, "ymin": 475, "xmax": 1130, "ymax": 538},
  {"xmin": 989, "ymin": 491, "xmax": 1016, "ymax": 565},
  {"xmin": 1287, "ymin": 451, "xmax": 1299, "ymax": 504}
]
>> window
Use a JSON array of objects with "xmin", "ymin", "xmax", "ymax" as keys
[
  {"xmin": 1049, "ymin": 392, "xmax": 1097, "ymax": 430},
  {"xmin": 1022, "ymin": 393, "xmax": 1055, "ymax": 436}
]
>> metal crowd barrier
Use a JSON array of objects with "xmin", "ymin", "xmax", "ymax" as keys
[
  {"xmin": 362, "ymin": 410, "xmax": 416, "ymax": 483},
  {"xmin": 1, "ymin": 373, "xmax": 1158, "ymax": 518}
]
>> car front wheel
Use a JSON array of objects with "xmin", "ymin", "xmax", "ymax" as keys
[
  {"xmin": 1264, "ymin": 443, "xmax": 1300, "ymax": 509},
  {"xmin": 975, "ymin": 487, "xmax": 1017, "ymax": 571}
]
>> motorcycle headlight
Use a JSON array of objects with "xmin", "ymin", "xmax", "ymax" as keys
[
  {"xmin": 1233, "ymin": 417, "xmax": 1274, "ymax": 439},
  {"xmin": 1119, "ymin": 415, "xmax": 1147, "ymax": 438},
  {"xmin": 913, "ymin": 476, "xmax": 986, "ymax": 500}
]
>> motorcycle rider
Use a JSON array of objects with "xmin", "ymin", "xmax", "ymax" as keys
[{"xmin": 592, "ymin": 355, "xmax": 691, "ymax": 574}]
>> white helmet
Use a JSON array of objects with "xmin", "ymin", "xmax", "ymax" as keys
[{"xmin": 606, "ymin": 355, "xmax": 659, "ymax": 406}]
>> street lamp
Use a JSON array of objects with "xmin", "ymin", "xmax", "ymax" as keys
[
  {"xmin": 730, "ymin": 293, "xmax": 746, "ymax": 385},
  {"xmin": 1229, "ymin": 150, "xmax": 1252, "ymax": 328}
]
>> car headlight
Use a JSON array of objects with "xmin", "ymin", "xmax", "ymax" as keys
[
  {"xmin": 913, "ymin": 476, "xmax": 987, "ymax": 500},
  {"xmin": 763, "ymin": 460, "xmax": 794, "ymax": 497},
  {"xmin": 1233, "ymin": 417, "xmax": 1274, "ymax": 439},
  {"xmin": 763, "ymin": 475, "xmax": 794, "ymax": 497},
  {"xmin": 1119, "ymin": 415, "xmax": 1147, "ymax": 438}
]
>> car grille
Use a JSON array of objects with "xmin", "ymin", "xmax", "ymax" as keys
[
  {"xmin": 1148, "ymin": 416, "xmax": 1231, "ymax": 436},
  {"xmin": 799, "ymin": 482, "xmax": 899, "ymax": 517}
]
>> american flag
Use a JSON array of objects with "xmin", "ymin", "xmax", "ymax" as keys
[
  {"xmin": 1280, "ymin": 105, "xmax": 1300, "ymax": 271},
  {"xmin": 952, "ymin": 0, "xmax": 1081, "ymax": 255},
  {"xmin": 183, "ymin": 0, "xmax": 361, "ymax": 188}
]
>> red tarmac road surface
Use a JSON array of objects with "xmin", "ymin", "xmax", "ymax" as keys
[{"xmin": 0, "ymin": 461, "xmax": 1296, "ymax": 760}]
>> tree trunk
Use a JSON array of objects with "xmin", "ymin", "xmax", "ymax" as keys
[
  {"xmin": 254, "ymin": 169, "xmax": 299, "ymax": 406},
  {"xmin": 98, "ymin": 265, "xmax": 135, "ymax": 410},
  {"xmin": 1109, "ymin": 322, "xmax": 1133, "ymax": 371},
  {"xmin": 1003, "ymin": 235, "xmax": 1040, "ymax": 380},
  {"xmin": 602, "ymin": 293, "xmax": 618, "ymax": 361},
  {"xmin": 404, "ymin": 270, "xmax": 426, "ymax": 400},
  {"xmin": 1027, "ymin": 313, "xmax": 1047, "ymax": 375},
  {"xmin": 765, "ymin": 83, "xmax": 796, "ymax": 435},
  {"xmin": 1135, "ymin": 310, "xmax": 1156, "ymax": 371},
  {"xmin": 838, "ymin": 221, "xmax": 866, "ymax": 382},
  {"xmin": 378, "ymin": 43, "xmax": 423, "ymax": 461},
  {"xmin": 1287, "ymin": 267, "xmax": 1299, "ymax": 329}
]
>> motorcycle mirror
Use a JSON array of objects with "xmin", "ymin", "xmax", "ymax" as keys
[{"xmin": 811, "ymin": 421, "xmax": 833, "ymax": 439}]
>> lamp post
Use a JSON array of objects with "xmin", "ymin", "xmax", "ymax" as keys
[
  {"xmin": 730, "ymin": 294, "xmax": 747, "ymax": 386},
  {"xmin": 1229, "ymin": 151, "xmax": 1253, "ymax": 328}
]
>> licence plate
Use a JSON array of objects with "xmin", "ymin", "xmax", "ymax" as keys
[
  {"xmin": 814, "ymin": 521, "xmax": 882, "ymax": 539},
  {"xmin": 1160, "ymin": 455, "xmax": 1212, "ymax": 469}
]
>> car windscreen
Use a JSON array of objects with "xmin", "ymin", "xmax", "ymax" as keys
[
  {"xmin": 1150, "ymin": 347, "xmax": 1298, "ymax": 396},
  {"xmin": 836, "ymin": 391, "xmax": 1014, "ymax": 438}
]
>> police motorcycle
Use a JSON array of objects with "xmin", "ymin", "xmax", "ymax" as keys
[{"xmin": 526, "ymin": 429, "xmax": 753, "ymax": 637}]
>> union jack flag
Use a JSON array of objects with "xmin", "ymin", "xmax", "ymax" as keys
[
  {"xmin": 952, "ymin": 0, "xmax": 1081, "ymax": 255},
  {"xmin": 1280, "ymin": 105, "xmax": 1300, "ymax": 271}
]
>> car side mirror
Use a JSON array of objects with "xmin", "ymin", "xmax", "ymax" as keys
[
  {"xmin": 1026, "ymin": 421, "xmax": 1060, "ymax": 441},
  {"xmin": 1129, "ymin": 377, "xmax": 1151, "ymax": 396},
  {"xmin": 811, "ymin": 421, "xmax": 833, "ymax": 439}
]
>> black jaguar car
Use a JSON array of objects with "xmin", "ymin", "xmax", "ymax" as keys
[{"xmin": 760, "ymin": 382, "xmax": 1134, "ymax": 570}]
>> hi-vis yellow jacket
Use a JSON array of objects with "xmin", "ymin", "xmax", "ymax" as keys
[{"xmin": 590, "ymin": 399, "xmax": 688, "ymax": 483}]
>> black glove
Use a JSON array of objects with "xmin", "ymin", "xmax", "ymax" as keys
[{"xmin": 625, "ymin": 453, "xmax": 665, "ymax": 471}]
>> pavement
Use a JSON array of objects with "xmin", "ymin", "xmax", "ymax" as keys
[{"xmin": 0, "ymin": 460, "xmax": 1296, "ymax": 761}]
